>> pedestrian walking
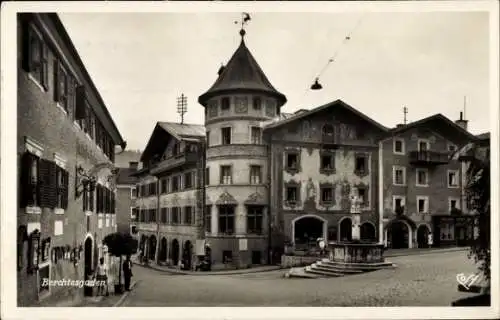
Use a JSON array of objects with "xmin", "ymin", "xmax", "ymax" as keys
[
  {"xmin": 123, "ymin": 255, "xmax": 133, "ymax": 291},
  {"xmin": 428, "ymin": 232, "xmax": 433, "ymax": 248},
  {"xmin": 95, "ymin": 257, "xmax": 109, "ymax": 296}
]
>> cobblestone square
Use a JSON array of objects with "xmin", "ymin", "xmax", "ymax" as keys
[{"xmin": 121, "ymin": 250, "xmax": 477, "ymax": 307}]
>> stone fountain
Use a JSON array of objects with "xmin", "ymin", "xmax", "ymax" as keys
[
  {"xmin": 327, "ymin": 195, "xmax": 386, "ymax": 264},
  {"xmin": 286, "ymin": 196, "xmax": 395, "ymax": 278}
]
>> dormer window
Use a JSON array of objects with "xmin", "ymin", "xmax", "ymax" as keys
[{"xmin": 221, "ymin": 97, "xmax": 230, "ymax": 111}]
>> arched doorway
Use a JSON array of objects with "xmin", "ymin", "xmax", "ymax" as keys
[
  {"xmin": 388, "ymin": 221, "xmax": 410, "ymax": 249},
  {"xmin": 417, "ymin": 224, "xmax": 430, "ymax": 248},
  {"xmin": 360, "ymin": 222, "xmax": 377, "ymax": 242},
  {"xmin": 183, "ymin": 240, "xmax": 192, "ymax": 270},
  {"xmin": 293, "ymin": 215, "xmax": 326, "ymax": 249},
  {"xmin": 159, "ymin": 237, "xmax": 168, "ymax": 262},
  {"xmin": 84, "ymin": 236, "xmax": 93, "ymax": 296},
  {"xmin": 148, "ymin": 235, "xmax": 157, "ymax": 261},
  {"xmin": 171, "ymin": 239, "xmax": 180, "ymax": 266},
  {"xmin": 339, "ymin": 217, "xmax": 352, "ymax": 242}
]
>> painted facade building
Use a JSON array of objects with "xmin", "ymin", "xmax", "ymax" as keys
[
  {"xmin": 17, "ymin": 13, "xmax": 125, "ymax": 306},
  {"xmin": 134, "ymin": 122, "xmax": 205, "ymax": 270},
  {"xmin": 115, "ymin": 162, "xmax": 139, "ymax": 235},
  {"xmin": 263, "ymin": 100, "xmax": 388, "ymax": 253}
]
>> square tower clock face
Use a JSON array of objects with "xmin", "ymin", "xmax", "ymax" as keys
[{"xmin": 234, "ymin": 97, "xmax": 248, "ymax": 114}]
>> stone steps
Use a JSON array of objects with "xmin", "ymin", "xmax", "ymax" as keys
[
  {"xmin": 320, "ymin": 259, "xmax": 396, "ymax": 271},
  {"xmin": 306, "ymin": 264, "xmax": 345, "ymax": 277},
  {"xmin": 285, "ymin": 258, "xmax": 396, "ymax": 279},
  {"xmin": 313, "ymin": 261, "xmax": 364, "ymax": 274}
]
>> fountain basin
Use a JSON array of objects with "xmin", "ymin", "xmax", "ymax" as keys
[{"xmin": 328, "ymin": 241, "xmax": 385, "ymax": 264}]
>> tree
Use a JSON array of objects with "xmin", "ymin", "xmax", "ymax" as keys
[
  {"xmin": 103, "ymin": 232, "xmax": 138, "ymax": 293},
  {"xmin": 455, "ymin": 141, "xmax": 490, "ymax": 282}
]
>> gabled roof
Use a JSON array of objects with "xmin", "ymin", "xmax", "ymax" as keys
[
  {"xmin": 116, "ymin": 167, "xmax": 139, "ymax": 185},
  {"xmin": 198, "ymin": 39, "xmax": 287, "ymax": 107},
  {"xmin": 476, "ymin": 132, "xmax": 490, "ymax": 141},
  {"xmin": 389, "ymin": 113, "xmax": 479, "ymax": 142},
  {"xmin": 263, "ymin": 99, "xmax": 389, "ymax": 132},
  {"xmin": 157, "ymin": 122, "xmax": 205, "ymax": 140},
  {"xmin": 140, "ymin": 122, "xmax": 205, "ymax": 163}
]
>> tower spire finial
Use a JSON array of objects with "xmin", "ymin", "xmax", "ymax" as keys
[{"xmin": 234, "ymin": 12, "xmax": 251, "ymax": 40}]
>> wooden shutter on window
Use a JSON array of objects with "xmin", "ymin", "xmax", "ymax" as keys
[
  {"xmin": 38, "ymin": 159, "xmax": 51, "ymax": 208},
  {"xmin": 111, "ymin": 192, "xmax": 115, "ymax": 214},
  {"xmin": 53, "ymin": 60, "xmax": 60, "ymax": 102},
  {"xmin": 62, "ymin": 170, "xmax": 69, "ymax": 209},
  {"xmin": 41, "ymin": 43, "xmax": 49, "ymax": 91},
  {"xmin": 96, "ymin": 184, "xmax": 101, "ymax": 213},
  {"xmin": 83, "ymin": 188, "xmax": 88, "ymax": 212},
  {"xmin": 20, "ymin": 152, "xmax": 36, "ymax": 207},
  {"xmin": 89, "ymin": 187, "xmax": 94, "ymax": 212},
  {"xmin": 21, "ymin": 17, "xmax": 33, "ymax": 72},
  {"xmin": 46, "ymin": 161, "xmax": 57, "ymax": 209},
  {"xmin": 75, "ymin": 85, "xmax": 86, "ymax": 120}
]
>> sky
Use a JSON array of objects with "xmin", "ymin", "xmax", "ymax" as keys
[{"xmin": 58, "ymin": 11, "xmax": 490, "ymax": 150}]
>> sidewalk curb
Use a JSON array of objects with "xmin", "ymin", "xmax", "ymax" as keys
[
  {"xmin": 384, "ymin": 247, "xmax": 468, "ymax": 258},
  {"xmin": 133, "ymin": 262, "xmax": 282, "ymax": 276},
  {"xmin": 112, "ymin": 280, "xmax": 139, "ymax": 307}
]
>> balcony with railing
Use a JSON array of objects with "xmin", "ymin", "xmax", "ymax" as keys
[
  {"xmin": 150, "ymin": 151, "xmax": 199, "ymax": 175},
  {"xmin": 409, "ymin": 150, "xmax": 449, "ymax": 166}
]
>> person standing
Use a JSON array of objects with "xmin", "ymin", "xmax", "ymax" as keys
[
  {"xmin": 428, "ymin": 232, "xmax": 433, "ymax": 248},
  {"xmin": 123, "ymin": 255, "xmax": 133, "ymax": 291},
  {"xmin": 95, "ymin": 257, "xmax": 109, "ymax": 296}
]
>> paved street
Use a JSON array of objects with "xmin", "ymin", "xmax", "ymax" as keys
[{"xmin": 120, "ymin": 250, "xmax": 477, "ymax": 307}]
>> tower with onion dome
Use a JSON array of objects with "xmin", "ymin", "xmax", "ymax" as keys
[{"xmin": 198, "ymin": 20, "xmax": 287, "ymax": 267}]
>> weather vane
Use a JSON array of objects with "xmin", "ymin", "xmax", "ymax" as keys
[{"xmin": 234, "ymin": 12, "xmax": 251, "ymax": 37}]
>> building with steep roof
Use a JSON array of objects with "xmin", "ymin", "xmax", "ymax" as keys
[
  {"xmin": 17, "ymin": 13, "xmax": 125, "ymax": 305},
  {"xmin": 133, "ymin": 122, "xmax": 206, "ymax": 269}
]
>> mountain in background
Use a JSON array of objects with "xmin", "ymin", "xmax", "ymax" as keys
[{"xmin": 114, "ymin": 149, "xmax": 142, "ymax": 168}]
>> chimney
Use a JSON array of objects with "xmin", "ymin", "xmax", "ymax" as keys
[
  {"xmin": 455, "ymin": 111, "xmax": 468, "ymax": 131},
  {"xmin": 129, "ymin": 161, "xmax": 138, "ymax": 170}
]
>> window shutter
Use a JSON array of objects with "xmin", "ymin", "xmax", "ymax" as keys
[
  {"xmin": 83, "ymin": 188, "xmax": 88, "ymax": 212},
  {"xmin": 20, "ymin": 152, "xmax": 36, "ymax": 207},
  {"xmin": 38, "ymin": 159, "xmax": 51, "ymax": 208},
  {"xmin": 104, "ymin": 188, "xmax": 108, "ymax": 213},
  {"xmin": 62, "ymin": 170, "xmax": 69, "ymax": 209},
  {"xmin": 89, "ymin": 188, "xmax": 94, "ymax": 212},
  {"xmin": 47, "ymin": 161, "xmax": 57, "ymax": 209},
  {"xmin": 96, "ymin": 184, "xmax": 101, "ymax": 213},
  {"xmin": 53, "ymin": 60, "xmax": 60, "ymax": 102},
  {"xmin": 21, "ymin": 19, "xmax": 32, "ymax": 72},
  {"xmin": 75, "ymin": 85, "xmax": 86, "ymax": 120},
  {"xmin": 41, "ymin": 44, "xmax": 49, "ymax": 91},
  {"xmin": 111, "ymin": 192, "xmax": 115, "ymax": 214}
]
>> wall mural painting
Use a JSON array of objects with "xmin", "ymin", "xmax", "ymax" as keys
[{"xmin": 303, "ymin": 178, "xmax": 317, "ymax": 211}]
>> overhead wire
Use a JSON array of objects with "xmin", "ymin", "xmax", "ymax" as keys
[{"xmin": 299, "ymin": 14, "xmax": 365, "ymax": 105}]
